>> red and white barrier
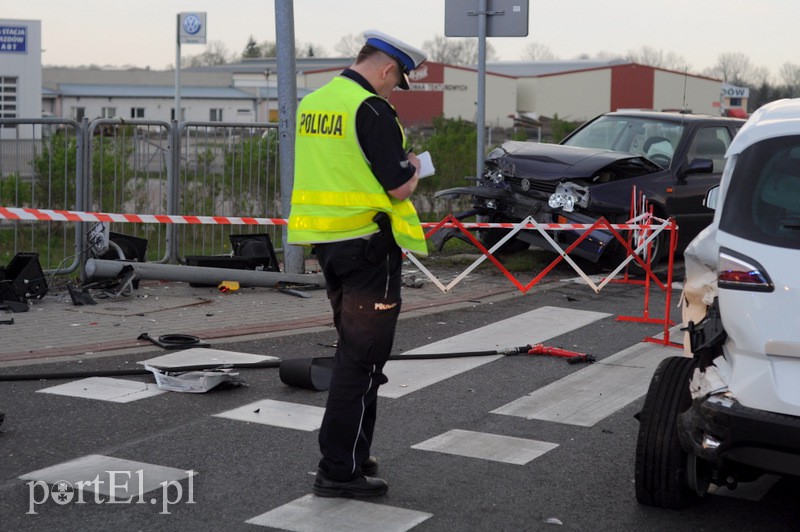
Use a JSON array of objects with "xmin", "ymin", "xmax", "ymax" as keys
[{"xmin": 1, "ymin": 204, "xmax": 678, "ymax": 346}]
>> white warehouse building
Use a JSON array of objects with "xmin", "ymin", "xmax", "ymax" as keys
[{"xmin": 50, "ymin": 84, "xmax": 259, "ymax": 123}]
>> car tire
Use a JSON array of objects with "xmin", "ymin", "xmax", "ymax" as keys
[
  {"xmin": 635, "ymin": 356, "xmax": 702, "ymax": 509},
  {"xmin": 627, "ymin": 230, "xmax": 666, "ymax": 275},
  {"xmin": 477, "ymin": 215, "xmax": 530, "ymax": 254}
]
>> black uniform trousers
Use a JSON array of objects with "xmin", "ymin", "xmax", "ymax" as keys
[{"xmin": 314, "ymin": 237, "xmax": 402, "ymax": 481}]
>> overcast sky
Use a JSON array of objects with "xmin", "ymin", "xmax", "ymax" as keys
[{"xmin": 5, "ymin": 0, "xmax": 797, "ymax": 81}]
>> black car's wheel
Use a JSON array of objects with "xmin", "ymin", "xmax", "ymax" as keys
[
  {"xmin": 635, "ymin": 356, "xmax": 703, "ymax": 509},
  {"xmin": 477, "ymin": 215, "xmax": 530, "ymax": 254},
  {"xmin": 626, "ymin": 229, "xmax": 666, "ymax": 275}
]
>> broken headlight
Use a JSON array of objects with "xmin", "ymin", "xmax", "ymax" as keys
[
  {"xmin": 484, "ymin": 169, "xmax": 504, "ymax": 184},
  {"xmin": 548, "ymin": 182, "xmax": 590, "ymax": 213}
]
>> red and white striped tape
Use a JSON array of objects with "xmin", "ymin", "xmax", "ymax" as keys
[
  {"xmin": 0, "ymin": 207, "xmax": 287, "ymax": 226},
  {"xmin": 0, "ymin": 206, "xmax": 654, "ymax": 231}
]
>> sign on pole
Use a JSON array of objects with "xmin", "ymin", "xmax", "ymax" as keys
[
  {"xmin": 445, "ymin": 0, "xmax": 529, "ymax": 180},
  {"xmin": 178, "ymin": 12, "xmax": 207, "ymax": 44},
  {"xmin": 445, "ymin": 0, "xmax": 529, "ymax": 37}
]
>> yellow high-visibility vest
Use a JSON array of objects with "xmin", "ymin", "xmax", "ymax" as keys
[{"xmin": 288, "ymin": 76, "xmax": 427, "ymax": 255}]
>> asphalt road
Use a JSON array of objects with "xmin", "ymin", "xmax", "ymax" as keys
[{"xmin": 1, "ymin": 274, "xmax": 798, "ymax": 531}]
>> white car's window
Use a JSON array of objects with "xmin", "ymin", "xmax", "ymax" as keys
[{"xmin": 720, "ymin": 137, "xmax": 800, "ymax": 249}]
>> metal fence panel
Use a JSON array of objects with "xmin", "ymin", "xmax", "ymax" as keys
[
  {"xmin": 1, "ymin": 118, "xmax": 283, "ymax": 276},
  {"xmin": 0, "ymin": 118, "xmax": 82, "ymax": 273},
  {"xmin": 86, "ymin": 119, "xmax": 172, "ymax": 263},
  {"xmin": 175, "ymin": 122, "xmax": 280, "ymax": 261}
]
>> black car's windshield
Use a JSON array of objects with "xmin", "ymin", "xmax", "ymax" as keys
[{"xmin": 563, "ymin": 115, "xmax": 685, "ymax": 162}]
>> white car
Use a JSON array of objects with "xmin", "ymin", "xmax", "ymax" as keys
[{"xmin": 635, "ymin": 99, "xmax": 800, "ymax": 508}]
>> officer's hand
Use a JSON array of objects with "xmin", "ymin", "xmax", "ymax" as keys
[{"xmin": 406, "ymin": 152, "xmax": 420, "ymax": 178}]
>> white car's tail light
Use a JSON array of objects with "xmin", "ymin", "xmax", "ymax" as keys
[{"xmin": 718, "ymin": 248, "xmax": 774, "ymax": 292}]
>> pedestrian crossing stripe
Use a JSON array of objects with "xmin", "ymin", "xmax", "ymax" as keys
[
  {"xmin": 411, "ymin": 429, "xmax": 558, "ymax": 465},
  {"xmin": 246, "ymin": 494, "xmax": 432, "ymax": 531},
  {"xmin": 381, "ymin": 306, "xmax": 610, "ymax": 398},
  {"xmin": 36, "ymin": 377, "xmax": 164, "ymax": 403}
]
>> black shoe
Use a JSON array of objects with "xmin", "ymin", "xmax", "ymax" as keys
[
  {"xmin": 361, "ymin": 456, "xmax": 378, "ymax": 477},
  {"xmin": 313, "ymin": 471, "xmax": 388, "ymax": 498}
]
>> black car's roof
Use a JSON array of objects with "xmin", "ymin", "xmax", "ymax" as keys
[{"xmin": 598, "ymin": 110, "xmax": 745, "ymax": 125}]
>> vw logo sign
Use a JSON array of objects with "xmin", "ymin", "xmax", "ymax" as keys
[
  {"xmin": 521, "ymin": 179, "xmax": 531, "ymax": 191},
  {"xmin": 182, "ymin": 14, "xmax": 203, "ymax": 35}
]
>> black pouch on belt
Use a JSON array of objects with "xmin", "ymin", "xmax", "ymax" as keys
[{"xmin": 365, "ymin": 212, "xmax": 398, "ymax": 265}]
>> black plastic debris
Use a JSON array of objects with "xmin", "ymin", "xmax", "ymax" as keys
[
  {"xmin": 279, "ymin": 357, "xmax": 335, "ymax": 391},
  {"xmin": 137, "ymin": 332, "xmax": 210, "ymax": 350},
  {"xmin": 0, "ymin": 253, "xmax": 48, "ymax": 312}
]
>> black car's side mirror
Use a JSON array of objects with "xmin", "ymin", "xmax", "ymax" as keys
[{"xmin": 680, "ymin": 158, "xmax": 714, "ymax": 179}]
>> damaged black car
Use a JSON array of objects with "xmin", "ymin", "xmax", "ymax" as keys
[{"xmin": 434, "ymin": 111, "xmax": 745, "ymax": 266}]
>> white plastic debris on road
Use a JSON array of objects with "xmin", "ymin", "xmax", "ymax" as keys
[{"xmin": 144, "ymin": 365, "xmax": 245, "ymax": 393}]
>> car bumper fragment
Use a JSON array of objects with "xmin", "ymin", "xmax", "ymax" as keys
[{"xmin": 679, "ymin": 393, "xmax": 800, "ymax": 476}]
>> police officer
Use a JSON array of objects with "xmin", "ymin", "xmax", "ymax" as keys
[{"xmin": 288, "ymin": 30, "xmax": 427, "ymax": 498}]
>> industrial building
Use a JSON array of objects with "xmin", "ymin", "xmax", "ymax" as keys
[{"xmin": 485, "ymin": 59, "xmax": 739, "ymax": 121}]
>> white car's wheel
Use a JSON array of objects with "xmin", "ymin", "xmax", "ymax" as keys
[{"xmin": 635, "ymin": 356, "xmax": 704, "ymax": 508}]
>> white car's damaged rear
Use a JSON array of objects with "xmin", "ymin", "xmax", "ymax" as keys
[{"xmin": 635, "ymin": 99, "xmax": 800, "ymax": 509}]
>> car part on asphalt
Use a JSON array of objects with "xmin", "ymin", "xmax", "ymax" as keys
[
  {"xmin": 279, "ymin": 357, "xmax": 336, "ymax": 391},
  {"xmin": 66, "ymin": 282, "xmax": 97, "ymax": 306},
  {"xmin": 0, "ymin": 252, "xmax": 49, "ymax": 312},
  {"xmin": 72, "ymin": 264, "xmax": 136, "ymax": 302},
  {"xmin": 145, "ymin": 365, "xmax": 246, "ymax": 393},
  {"xmin": 137, "ymin": 332, "xmax": 210, "ymax": 350},
  {"xmin": 276, "ymin": 282, "xmax": 315, "ymax": 298},
  {"xmin": 526, "ymin": 343, "xmax": 597, "ymax": 364}
]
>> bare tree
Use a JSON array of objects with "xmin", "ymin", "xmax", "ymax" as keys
[
  {"xmin": 521, "ymin": 42, "xmax": 557, "ymax": 61},
  {"xmin": 183, "ymin": 40, "xmax": 234, "ymax": 67},
  {"xmin": 334, "ymin": 33, "xmax": 362, "ymax": 57},
  {"xmin": 422, "ymin": 35, "xmax": 496, "ymax": 65},
  {"xmin": 572, "ymin": 51, "xmax": 623, "ymax": 62},
  {"xmin": 626, "ymin": 46, "xmax": 690, "ymax": 71},
  {"xmin": 780, "ymin": 62, "xmax": 800, "ymax": 96},
  {"xmin": 750, "ymin": 65, "xmax": 771, "ymax": 86},
  {"xmin": 594, "ymin": 51, "xmax": 624, "ymax": 61},
  {"xmin": 703, "ymin": 52, "xmax": 762, "ymax": 85}
]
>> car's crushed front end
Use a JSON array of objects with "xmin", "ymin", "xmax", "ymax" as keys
[{"xmin": 434, "ymin": 141, "xmax": 660, "ymax": 261}]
